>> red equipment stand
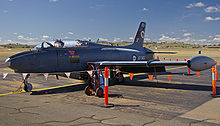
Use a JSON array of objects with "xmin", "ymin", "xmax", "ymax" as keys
[{"xmin": 85, "ymin": 63, "xmax": 105, "ymax": 97}]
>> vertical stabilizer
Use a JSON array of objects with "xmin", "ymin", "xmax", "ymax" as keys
[{"xmin": 129, "ymin": 22, "xmax": 146, "ymax": 48}]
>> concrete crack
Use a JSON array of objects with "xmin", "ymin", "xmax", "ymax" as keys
[
  {"xmin": 142, "ymin": 113, "xmax": 163, "ymax": 126},
  {"xmin": 34, "ymin": 115, "xmax": 97, "ymax": 125},
  {"xmin": 34, "ymin": 114, "xmax": 126, "ymax": 126},
  {"xmin": 0, "ymin": 105, "xmax": 40, "ymax": 115}
]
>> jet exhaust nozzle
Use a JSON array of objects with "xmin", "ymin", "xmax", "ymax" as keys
[{"xmin": 187, "ymin": 55, "xmax": 216, "ymax": 71}]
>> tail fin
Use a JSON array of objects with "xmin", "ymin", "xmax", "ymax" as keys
[{"xmin": 129, "ymin": 22, "xmax": 146, "ymax": 48}]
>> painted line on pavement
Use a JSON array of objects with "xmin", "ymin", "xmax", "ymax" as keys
[
  {"xmin": 31, "ymin": 82, "xmax": 85, "ymax": 91},
  {"xmin": 0, "ymin": 82, "xmax": 85, "ymax": 96},
  {"xmin": 166, "ymin": 66, "xmax": 187, "ymax": 70}
]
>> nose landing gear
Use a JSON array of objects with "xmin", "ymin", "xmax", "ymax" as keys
[
  {"xmin": 22, "ymin": 74, "xmax": 33, "ymax": 92},
  {"xmin": 23, "ymin": 80, "xmax": 33, "ymax": 92}
]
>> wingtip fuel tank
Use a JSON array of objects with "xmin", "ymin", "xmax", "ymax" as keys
[{"xmin": 187, "ymin": 55, "xmax": 216, "ymax": 71}]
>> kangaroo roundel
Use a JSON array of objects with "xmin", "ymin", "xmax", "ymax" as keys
[{"xmin": 141, "ymin": 31, "xmax": 145, "ymax": 38}]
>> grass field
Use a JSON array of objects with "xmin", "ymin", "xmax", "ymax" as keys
[
  {"xmin": 0, "ymin": 48, "xmax": 31, "ymax": 61},
  {"xmin": 153, "ymin": 48, "xmax": 220, "ymax": 62}
]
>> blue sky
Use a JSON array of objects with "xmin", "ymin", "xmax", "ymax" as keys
[{"xmin": 0, "ymin": 0, "xmax": 220, "ymax": 45}]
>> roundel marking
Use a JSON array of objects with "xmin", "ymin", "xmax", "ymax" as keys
[
  {"xmin": 141, "ymin": 31, "xmax": 145, "ymax": 38},
  {"xmin": 132, "ymin": 55, "xmax": 137, "ymax": 61}
]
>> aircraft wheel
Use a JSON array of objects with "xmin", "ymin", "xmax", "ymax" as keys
[
  {"xmin": 85, "ymin": 86, "xmax": 92, "ymax": 96},
  {"xmin": 24, "ymin": 82, "xmax": 33, "ymax": 92},
  {"xmin": 96, "ymin": 88, "xmax": 104, "ymax": 98}
]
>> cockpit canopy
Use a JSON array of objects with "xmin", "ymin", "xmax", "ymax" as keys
[{"xmin": 33, "ymin": 39, "xmax": 88, "ymax": 50}]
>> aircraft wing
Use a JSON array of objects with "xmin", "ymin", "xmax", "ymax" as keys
[
  {"xmin": 94, "ymin": 60, "xmax": 188, "ymax": 67},
  {"xmin": 92, "ymin": 55, "xmax": 216, "ymax": 72}
]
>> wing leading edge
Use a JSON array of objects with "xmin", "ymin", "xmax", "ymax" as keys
[
  {"xmin": 92, "ymin": 55, "xmax": 216, "ymax": 72},
  {"xmin": 94, "ymin": 60, "xmax": 188, "ymax": 67}
]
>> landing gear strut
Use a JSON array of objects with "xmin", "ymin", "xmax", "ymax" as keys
[
  {"xmin": 114, "ymin": 72, "xmax": 124, "ymax": 83},
  {"xmin": 22, "ymin": 74, "xmax": 33, "ymax": 92}
]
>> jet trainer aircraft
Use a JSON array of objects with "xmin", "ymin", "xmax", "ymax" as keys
[{"xmin": 5, "ymin": 22, "xmax": 216, "ymax": 96}]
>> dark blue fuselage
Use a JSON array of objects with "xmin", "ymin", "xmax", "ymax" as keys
[{"xmin": 6, "ymin": 45, "xmax": 155, "ymax": 73}]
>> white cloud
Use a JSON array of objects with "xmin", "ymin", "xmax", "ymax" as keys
[
  {"xmin": 204, "ymin": 5, "xmax": 220, "ymax": 13},
  {"xmin": 180, "ymin": 29, "xmax": 187, "ymax": 32},
  {"xmin": 145, "ymin": 38, "xmax": 150, "ymax": 41},
  {"xmin": 17, "ymin": 35, "xmax": 24, "ymax": 39},
  {"xmin": 89, "ymin": 4, "xmax": 104, "ymax": 9},
  {"xmin": 17, "ymin": 35, "xmax": 37, "ymax": 41},
  {"xmin": 99, "ymin": 38, "xmax": 108, "ymax": 42},
  {"xmin": 42, "ymin": 35, "xmax": 50, "ymax": 39},
  {"xmin": 129, "ymin": 37, "xmax": 134, "ymax": 40},
  {"xmin": 205, "ymin": 16, "xmax": 220, "ymax": 21},
  {"xmin": 186, "ymin": 2, "xmax": 204, "ymax": 8},
  {"xmin": 186, "ymin": 4, "xmax": 193, "ymax": 8},
  {"xmin": 195, "ymin": 2, "xmax": 205, "ymax": 7},
  {"xmin": 215, "ymin": 34, "xmax": 220, "ymax": 37},
  {"xmin": 213, "ymin": 37, "xmax": 220, "ymax": 42},
  {"xmin": 113, "ymin": 37, "xmax": 120, "ymax": 42},
  {"xmin": 213, "ymin": 34, "xmax": 220, "ymax": 42},
  {"xmin": 7, "ymin": 40, "xmax": 12, "ymax": 43},
  {"xmin": 49, "ymin": 0, "xmax": 58, "ymax": 2},
  {"xmin": 143, "ymin": 8, "xmax": 149, "ymax": 11},
  {"xmin": 83, "ymin": 37, "xmax": 92, "ymax": 41},
  {"xmin": 13, "ymin": 33, "xmax": 18, "ymax": 35},
  {"xmin": 158, "ymin": 34, "xmax": 177, "ymax": 42},
  {"xmin": 26, "ymin": 37, "xmax": 36, "ymax": 41},
  {"xmin": 183, "ymin": 33, "xmax": 192, "ymax": 37},
  {"xmin": 41, "ymin": 35, "xmax": 50, "ymax": 41},
  {"xmin": 197, "ymin": 39, "xmax": 207, "ymax": 42},
  {"xmin": 68, "ymin": 32, "xmax": 74, "ymax": 35}
]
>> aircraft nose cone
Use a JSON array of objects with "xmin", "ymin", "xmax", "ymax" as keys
[{"xmin": 5, "ymin": 58, "xmax": 11, "ymax": 67}]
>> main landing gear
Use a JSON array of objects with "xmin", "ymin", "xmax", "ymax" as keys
[
  {"xmin": 113, "ymin": 72, "xmax": 124, "ymax": 83},
  {"xmin": 22, "ymin": 74, "xmax": 33, "ymax": 92}
]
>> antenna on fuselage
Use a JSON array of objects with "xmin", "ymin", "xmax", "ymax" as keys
[{"xmin": 96, "ymin": 38, "xmax": 99, "ymax": 43}]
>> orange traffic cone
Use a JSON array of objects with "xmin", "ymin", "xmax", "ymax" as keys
[
  {"xmin": 196, "ymin": 72, "xmax": 200, "ymax": 78},
  {"xmin": 167, "ymin": 75, "xmax": 172, "ymax": 82},
  {"xmin": 129, "ymin": 73, "xmax": 134, "ymax": 80},
  {"xmin": 148, "ymin": 75, "xmax": 153, "ymax": 81}
]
